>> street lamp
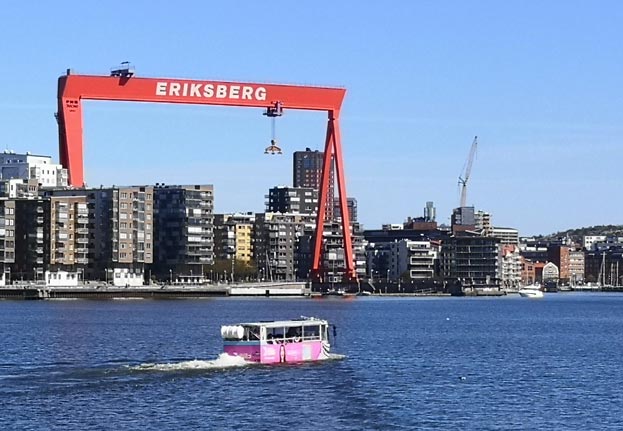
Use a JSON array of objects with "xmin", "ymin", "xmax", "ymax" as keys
[
  {"xmin": 169, "ymin": 269, "xmax": 172, "ymax": 285},
  {"xmin": 105, "ymin": 267, "xmax": 108, "ymax": 284},
  {"xmin": 387, "ymin": 269, "xmax": 390, "ymax": 283}
]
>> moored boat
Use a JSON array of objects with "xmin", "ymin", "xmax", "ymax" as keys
[
  {"xmin": 518, "ymin": 284, "xmax": 544, "ymax": 299},
  {"xmin": 221, "ymin": 317, "xmax": 333, "ymax": 364}
]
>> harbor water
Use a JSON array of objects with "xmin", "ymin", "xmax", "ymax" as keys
[{"xmin": 1, "ymin": 293, "xmax": 623, "ymax": 430}]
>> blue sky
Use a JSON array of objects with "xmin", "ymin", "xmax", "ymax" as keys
[{"xmin": 1, "ymin": 1, "xmax": 622, "ymax": 236}]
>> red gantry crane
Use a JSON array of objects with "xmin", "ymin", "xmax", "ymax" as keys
[
  {"xmin": 56, "ymin": 63, "xmax": 356, "ymax": 281},
  {"xmin": 458, "ymin": 136, "xmax": 478, "ymax": 208}
]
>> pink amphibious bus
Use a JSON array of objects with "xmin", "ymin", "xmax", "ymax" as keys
[{"xmin": 221, "ymin": 317, "xmax": 332, "ymax": 364}]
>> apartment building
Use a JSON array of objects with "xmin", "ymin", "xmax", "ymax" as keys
[
  {"xmin": 0, "ymin": 151, "xmax": 67, "ymax": 188},
  {"xmin": 293, "ymin": 148, "xmax": 334, "ymax": 220},
  {"xmin": 440, "ymin": 232, "xmax": 501, "ymax": 288},
  {"xmin": 489, "ymin": 227, "xmax": 519, "ymax": 245},
  {"xmin": 389, "ymin": 239, "xmax": 438, "ymax": 280},
  {"xmin": 213, "ymin": 212, "xmax": 255, "ymax": 263},
  {"xmin": 254, "ymin": 212, "xmax": 316, "ymax": 281},
  {"xmin": 500, "ymin": 244, "xmax": 522, "ymax": 289},
  {"xmin": 153, "ymin": 185, "xmax": 214, "ymax": 280},
  {"xmin": 266, "ymin": 186, "xmax": 318, "ymax": 215},
  {"xmin": 45, "ymin": 186, "xmax": 154, "ymax": 282}
]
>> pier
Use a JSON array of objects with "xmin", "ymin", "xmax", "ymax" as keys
[{"xmin": 0, "ymin": 282, "xmax": 310, "ymax": 300}]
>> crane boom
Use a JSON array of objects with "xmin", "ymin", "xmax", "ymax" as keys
[{"xmin": 458, "ymin": 136, "xmax": 478, "ymax": 208}]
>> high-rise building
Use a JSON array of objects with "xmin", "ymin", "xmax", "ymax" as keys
[
  {"xmin": 424, "ymin": 201, "xmax": 436, "ymax": 222},
  {"xmin": 293, "ymin": 148, "xmax": 333, "ymax": 219},
  {"xmin": 266, "ymin": 186, "xmax": 318, "ymax": 214},
  {"xmin": 153, "ymin": 185, "xmax": 214, "ymax": 279}
]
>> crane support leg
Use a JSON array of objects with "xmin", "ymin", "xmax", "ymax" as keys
[{"xmin": 311, "ymin": 115, "xmax": 356, "ymax": 281}]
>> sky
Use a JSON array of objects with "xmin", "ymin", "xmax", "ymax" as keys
[{"xmin": 1, "ymin": 1, "xmax": 622, "ymax": 236}]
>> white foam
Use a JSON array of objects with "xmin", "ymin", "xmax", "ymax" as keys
[{"xmin": 131, "ymin": 353, "xmax": 249, "ymax": 372}]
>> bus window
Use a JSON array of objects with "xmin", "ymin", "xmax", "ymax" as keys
[
  {"xmin": 303, "ymin": 325, "xmax": 320, "ymax": 340},
  {"xmin": 247, "ymin": 326, "xmax": 260, "ymax": 341},
  {"xmin": 268, "ymin": 326, "xmax": 285, "ymax": 342}
]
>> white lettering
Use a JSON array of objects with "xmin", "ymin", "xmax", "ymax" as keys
[
  {"xmin": 203, "ymin": 84, "xmax": 214, "ymax": 97},
  {"xmin": 190, "ymin": 83, "xmax": 202, "ymax": 97},
  {"xmin": 155, "ymin": 81, "xmax": 268, "ymax": 101},
  {"xmin": 169, "ymin": 83, "xmax": 181, "ymax": 96},
  {"xmin": 241, "ymin": 86, "xmax": 253, "ymax": 100},
  {"xmin": 229, "ymin": 85, "xmax": 240, "ymax": 99},
  {"xmin": 255, "ymin": 87, "xmax": 267, "ymax": 101},
  {"xmin": 156, "ymin": 82, "xmax": 167, "ymax": 96},
  {"xmin": 216, "ymin": 85, "xmax": 227, "ymax": 98}
]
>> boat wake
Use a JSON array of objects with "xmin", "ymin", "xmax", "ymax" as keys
[
  {"xmin": 131, "ymin": 353, "xmax": 250, "ymax": 372},
  {"xmin": 130, "ymin": 351, "xmax": 345, "ymax": 372}
]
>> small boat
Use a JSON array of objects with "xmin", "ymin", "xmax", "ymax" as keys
[
  {"xmin": 221, "ymin": 317, "xmax": 333, "ymax": 364},
  {"xmin": 518, "ymin": 284, "xmax": 544, "ymax": 299},
  {"xmin": 322, "ymin": 288, "xmax": 345, "ymax": 296}
]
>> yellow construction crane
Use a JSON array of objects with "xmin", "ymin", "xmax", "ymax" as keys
[{"xmin": 458, "ymin": 136, "xmax": 478, "ymax": 208}]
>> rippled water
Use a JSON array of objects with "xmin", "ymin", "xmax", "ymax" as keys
[{"xmin": 2, "ymin": 293, "xmax": 623, "ymax": 430}]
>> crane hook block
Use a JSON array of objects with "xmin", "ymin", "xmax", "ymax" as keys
[{"xmin": 264, "ymin": 139, "xmax": 283, "ymax": 155}]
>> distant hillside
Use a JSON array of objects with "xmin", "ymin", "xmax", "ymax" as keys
[{"xmin": 536, "ymin": 225, "xmax": 623, "ymax": 243}]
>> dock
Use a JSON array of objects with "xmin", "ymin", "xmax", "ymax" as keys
[{"xmin": 0, "ymin": 282, "xmax": 310, "ymax": 300}]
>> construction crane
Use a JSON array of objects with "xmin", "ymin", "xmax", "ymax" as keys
[{"xmin": 458, "ymin": 136, "xmax": 478, "ymax": 208}]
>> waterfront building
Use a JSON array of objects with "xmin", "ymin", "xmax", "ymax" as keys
[
  {"xmin": 569, "ymin": 249, "xmax": 585, "ymax": 285},
  {"xmin": 0, "ymin": 199, "xmax": 16, "ymax": 284},
  {"xmin": 254, "ymin": 212, "xmax": 316, "ymax": 281},
  {"xmin": 547, "ymin": 245, "xmax": 571, "ymax": 283},
  {"xmin": 440, "ymin": 232, "xmax": 501, "ymax": 288},
  {"xmin": 314, "ymin": 220, "xmax": 366, "ymax": 283},
  {"xmin": 584, "ymin": 247, "xmax": 623, "ymax": 285},
  {"xmin": 490, "ymin": 226, "xmax": 519, "ymax": 245},
  {"xmin": 389, "ymin": 239, "xmax": 439, "ymax": 280},
  {"xmin": 45, "ymin": 186, "xmax": 155, "ymax": 282},
  {"xmin": 521, "ymin": 259, "xmax": 545, "ymax": 285},
  {"xmin": 153, "ymin": 185, "xmax": 214, "ymax": 282},
  {"xmin": 500, "ymin": 244, "xmax": 522, "ymax": 289},
  {"xmin": 265, "ymin": 186, "xmax": 318, "ymax": 215},
  {"xmin": 0, "ymin": 151, "xmax": 67, "ymax": 188},
  {"xmin": 47, "ymin": 195, "xmax": 89, "ymax": 273},
  {"xmin": 213, "ymin": 212, "xmax": 255, "ymax": 263},
  {"xmin": 542, "ymin": 262, "xmax": 559, "ymax": 284},
  {"xmin": 10, "ymin": 198, "xmax": 47, "ymax": 282}
]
